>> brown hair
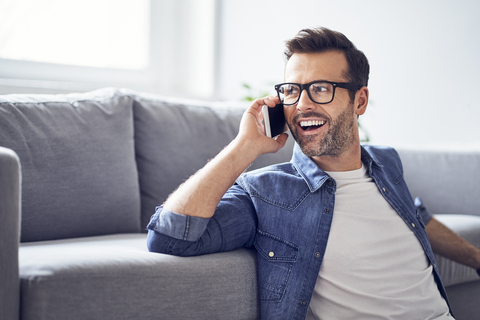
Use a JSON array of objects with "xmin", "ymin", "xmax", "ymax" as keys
[{"xmin": 284, "ymin": 27, "xmax": 369, "ymax": 100}]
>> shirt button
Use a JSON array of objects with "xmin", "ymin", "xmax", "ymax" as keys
[
  {"xmin": 315, "ymin": 252, "xmax": 321, "ymax": 258},
  {"xmin": 300, "ymin": 300, "xmax": 306, "ymax": 306},
  {"xmin": 328, "ymin": 181, "xmax": 333, "ymax": 187},
  {"xmin": 325, "ymin": 208, "xmax": 330, "ymax": 213},
  {"xmin": 269, "ymin": 252, "xmax": 274, "ymax": 257}
]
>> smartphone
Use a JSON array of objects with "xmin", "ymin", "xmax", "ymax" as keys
[{"xmin": 262, "ymin": 103, "xmax": 287, "ymax": 138}]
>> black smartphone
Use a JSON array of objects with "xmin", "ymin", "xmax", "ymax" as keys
[{"xmin": 262, "ymin": 103, "xmax": 287, "ymax": 138}]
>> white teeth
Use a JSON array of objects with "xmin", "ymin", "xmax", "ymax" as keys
[{"xmin": 300, "ymin": 120, "xmax": 325, "ymax": 127}]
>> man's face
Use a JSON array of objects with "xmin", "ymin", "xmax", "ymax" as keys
[{"xmin": 283, "ymin": 51, "xmax": 362, "ymax": 159}]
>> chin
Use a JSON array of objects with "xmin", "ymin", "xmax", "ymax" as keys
[{"xmin": 297, "ymin": 133, "xmax": 357, "ymax": 159}]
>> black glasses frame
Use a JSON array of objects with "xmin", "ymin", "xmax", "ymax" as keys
[{"xmin": 274, "ymin": 80, "xmax": 363, "ymax": 105}]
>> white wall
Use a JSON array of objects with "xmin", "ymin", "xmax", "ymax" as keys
[
  {"xmin": 218, "ymin": 0, "xmax": 480, "ymax": 146},
  {"xmin": 1, "ymin": 0, "xmax": 479, "ymax": 147}
]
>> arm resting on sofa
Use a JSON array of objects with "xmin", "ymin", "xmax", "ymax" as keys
[
  {"xmin": 0, "ymin": 147, "xmax": 21, "ymax": 320},
  {"xmin": 426, "ymin": 216, "xmax": 480, "ymax": 271}
]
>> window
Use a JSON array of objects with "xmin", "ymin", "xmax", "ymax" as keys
[
  {"xmin": 0, "ymin": 0, "xmax": 219, "ymax": 99},
  {"xmin": 0, "ymin": 0, "xmax": 149, "ymax": 70}
]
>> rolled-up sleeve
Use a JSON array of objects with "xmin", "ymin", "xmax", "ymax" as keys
[
  {"xmin": 415, "ymin": 196, "xmax": 433, "ymax": 225},
  {"xmin": 147, "ymin": 184, "xmax": 257, "ymax": 256},
  {"xmin": 148, "ymin": 206, "xmax": 211, "ymax": 241}
]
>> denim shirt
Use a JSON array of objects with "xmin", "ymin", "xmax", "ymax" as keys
[{"xmin": 147, "ymin": 144, "xmax": 452, "ymax": 320}]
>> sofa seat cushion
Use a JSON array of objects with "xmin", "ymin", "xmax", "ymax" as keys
[
  {"xmin": 0, "ymin": 88, "xmax": 141, "ymax": 241},
  {"xmin": 433, "ymin": 214, "xmax": 480, "ymax": 287},
  {"xmin": 19, "ymin": 234, "xmax": 259, "ymax": 320}
]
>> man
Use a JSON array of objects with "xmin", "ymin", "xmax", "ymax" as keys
[{"xmin": 147, "ymin": 27, "xmax": 456, "ymax": 319}]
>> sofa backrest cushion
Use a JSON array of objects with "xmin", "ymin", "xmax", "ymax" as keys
[
  {"xmin": 129, "ymin": 91, "xmax": 294, "ymax": 229},
  {"xmin": 397, "ymin": 147, "xmax": 480, "ymax": 217},
  {"xmin": 0, "ymin": 88, "xmax": 141, "ymax": 242}
]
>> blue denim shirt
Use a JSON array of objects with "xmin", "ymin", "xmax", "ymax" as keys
[{"xmin": 147, "ymin": 144, "xmax": 452, "ymax": 320}]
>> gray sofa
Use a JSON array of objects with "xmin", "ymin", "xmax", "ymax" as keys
[{"xmin": 0, "ymin": 88, "xmax": 479, "ymax": 320}]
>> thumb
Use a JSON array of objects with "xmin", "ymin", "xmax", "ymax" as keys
[{"xmin": 272, "ymin": 132, "xmax": 289, "ymax": 152}]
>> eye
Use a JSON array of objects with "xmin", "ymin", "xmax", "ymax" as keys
[
  {"xmin": 282, "ymin": 84, "xmax": 299, "ymax": 96},
  {"xmin": 310, "ymin": 83, "xmax": 329, "ymax": 93}
]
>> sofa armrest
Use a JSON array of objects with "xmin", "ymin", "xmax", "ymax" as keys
[{"xmin": 0, "ymin": 147, "xmax": 21, "ymax": 320}]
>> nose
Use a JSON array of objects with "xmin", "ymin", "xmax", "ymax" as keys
[{"xmin": 296, "ymin": 89, "xmax": 316, "ymax": 113}]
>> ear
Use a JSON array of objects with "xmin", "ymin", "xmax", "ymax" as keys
[{"xmin": 355, "ymin": 86, "xmax": 369, "ymax": 116}]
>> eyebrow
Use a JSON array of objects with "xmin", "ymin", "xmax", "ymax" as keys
[{"xmin": 283, "ymin": 79, "xmax": 347, "ymax": 84}]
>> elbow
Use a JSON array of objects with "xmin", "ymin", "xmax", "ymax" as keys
[
  {"xmin": 147, "ymin": 229, "xmax": 208, "ymax": 257},
  {"xmin": 147, "ymin": 229, "xmax": 170, "ymax": 254}
]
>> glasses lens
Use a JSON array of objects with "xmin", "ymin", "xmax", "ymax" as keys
[
  {"xmin": 277, "ymin": 82, "xmax": 336, "ymax": 105},
  {"xmin": 278, "ymin": 84, "xmax": 300, "ymax": 105},
  {"xmin": 309, "ymin": 82, "xmax": 334, "ymax": 104}
]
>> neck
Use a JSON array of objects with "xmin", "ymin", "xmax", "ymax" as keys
[{"xmin": 311, "ymin": 143, "xmax": 363, "ymax": 172}]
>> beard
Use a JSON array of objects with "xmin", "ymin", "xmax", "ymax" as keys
[{"xmin": 287, "ymin": 104, "xmax": 357, "ymax": 158}]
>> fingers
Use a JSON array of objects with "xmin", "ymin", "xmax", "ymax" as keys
[
  {"xmin": 250, "ymin": 95, "xmax": 280, "ymax": 111},
  {"xmin": 238, "ymin": 95, "xmax": 287, "ymax": 154},
  {"xmin": 244, "ymin": 95, "xmax": 279, "ymax": 128}
]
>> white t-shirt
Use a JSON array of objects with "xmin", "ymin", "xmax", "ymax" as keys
[{"xmin": 307, "ymin": 164, "xmax": 453, "ymax": 320}]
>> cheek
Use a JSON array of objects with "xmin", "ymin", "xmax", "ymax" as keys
[
  {"xmin": 285, "ymin": 103, "xmax": 301, "ymax": 117},
  {"xmin": 283, "ymin": 107, "xmax": 294, "ymax": 124}
]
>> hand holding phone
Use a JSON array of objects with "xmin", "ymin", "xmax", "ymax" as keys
[{"xmin": 262, "ymin": 103, "xmax": 287, "ymax": 138}]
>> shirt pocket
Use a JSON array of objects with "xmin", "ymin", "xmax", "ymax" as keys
[{"xmin": 254, "ymin": 230, "xmax": 299, "ymax": 302}]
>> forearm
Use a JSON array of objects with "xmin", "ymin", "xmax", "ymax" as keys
[
  {"xmin": 163, "ymin": 96, "xmax": 288, "ymax": 219},
  {"xmin": 163, "ymin": 138, "xmax": 259, "ymax": 218},
  {"xmin": 426, "ymin": 216, "xmax": 480, "ymax": 270}
]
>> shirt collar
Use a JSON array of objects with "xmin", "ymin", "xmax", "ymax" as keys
[
  {"xmin": 290, "ymin": 144, "xmax": 330, "ymax": 193},
  {"xmin": 360, "ymin": 146, "xmax": 384, "ymax": 176},
  {"xmin": 290, "ymin": 144, "xmax": 384, "ymax": 192}
]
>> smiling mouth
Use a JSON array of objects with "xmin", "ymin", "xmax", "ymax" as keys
[{"xmin": 299, "ymin": 120, "xmax": 326, "ymax": 131}]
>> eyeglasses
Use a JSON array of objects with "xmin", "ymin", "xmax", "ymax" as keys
[{"xmin": 274, "ymin": 80, "xmax": 362, "ymax": 106}]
